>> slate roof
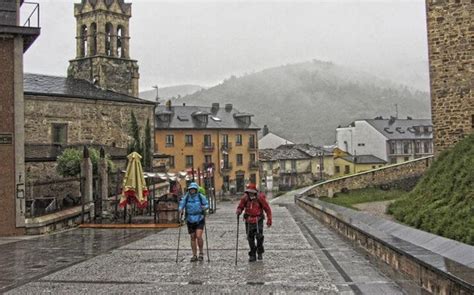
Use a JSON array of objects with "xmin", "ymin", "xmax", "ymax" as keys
[
  {"xmin": 259, "ymin": 147, "xmax": 311, "ymax": 161},
  {"xmin": 155, "ymin": 105, "xmax": 260, "ymax": 130},
  {"xmin": 365, "ymin": 118, "xmax": 433, "ymax": 140},
  {"xmin": 283, "ymin": 143, "xmax": 332, "ymax": 157},
  {"xmin": 340, "ymin": 155, "xmax": 386, "ymax": 164},
  {"xmin": 24, "ymin": 73, "xmax": 154, "ymax": 105}
]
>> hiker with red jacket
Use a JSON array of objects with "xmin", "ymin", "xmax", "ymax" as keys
[{"xmin": 236, "ymin": 183, "xmax": 272, "ymax": 262}]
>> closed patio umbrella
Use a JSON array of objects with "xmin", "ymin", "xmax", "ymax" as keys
[{"xmin": 120, "ymin": 152, "xmax": 148, "ymax": 222}]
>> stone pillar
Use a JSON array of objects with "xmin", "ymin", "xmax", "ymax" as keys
[
  {"xmin": 81, "ymin": 146, "xmax": 94, "ymax": 219},
  {"xmin": 98, "ymin": 147, "xmax": 108, "ymax": 216},
  {"xmin": 76, "ymin": 24, "xmax": 83, "ymax": 58}
]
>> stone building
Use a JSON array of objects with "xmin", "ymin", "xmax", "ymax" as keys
[
  {"xmin": 0, "ymin": 0, "xmax": 40, "ymax": 235},
  {"xmin": 68, "ymin": 0, "xmax": 139, "ymax": 97},
  {"xmin": 426, "ymin": 0, "xmax": 473, "ymax": 153},
  {"xmin": 20, "ymin": 0, "xmax": 155, "ymax": 220},
  {"xmin": 155, "ymin": 103, "xmax": 260, "ymax": 195},
  {"xmin": 259, "ymin": 144, "xmax": 333, "ymax": 191}
]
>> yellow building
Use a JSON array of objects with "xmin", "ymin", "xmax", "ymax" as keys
[
  {"xmin": 155, "ymin": 103, "xmax": 260, "ymax": 195},
  {"xmin": 333, "ymin": 155, "xmax": 386, "ymax": 178}
]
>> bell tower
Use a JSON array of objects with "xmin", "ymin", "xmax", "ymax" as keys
[{"xmin": 68, "ymin": 0, "xmax": 139, "ymax": 97}]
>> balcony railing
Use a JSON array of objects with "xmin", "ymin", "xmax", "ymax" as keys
[
  {"xmin": 249, "ymin": 161, "xmax": 259, "ymax": 170},
  {"xmin": 248, "ymin": 142, "xmax": 257, "ymax": 150},
  {"xmin": 221, "ymin": 162, "xmax": 233, "ymax": 172},
  {"xmin": 221, "ymin": 142, "xmax": 232, "ymax": 151},
  {"xmin": 22, "ymin": 2, "xmax": 40, "ymax": 28},
  {"xmin": 202, "ymin": 142, "xmax": 215, "ymax": 152}
]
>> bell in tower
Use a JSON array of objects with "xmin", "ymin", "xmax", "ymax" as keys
[{"xmin": 68, "ymin": 0, "xmax": 139, "ymax": 97}]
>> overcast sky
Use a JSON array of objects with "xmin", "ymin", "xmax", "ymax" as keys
[{"xmin": 23, "ymin": 0, "xmax": 429, "ymax": 91}]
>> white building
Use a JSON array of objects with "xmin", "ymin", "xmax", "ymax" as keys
[
  {"xmin": 336, "ymin": 117, "xmax": 433, "ymax": 164},
  {"xmin": 259, "ymin": 132, "xmax": 294, "ymax": 150}
]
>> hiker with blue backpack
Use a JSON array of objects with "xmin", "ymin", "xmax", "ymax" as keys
[{"xmin": 178, "ymin": 182, "xmax": 209, "ymax": 262}]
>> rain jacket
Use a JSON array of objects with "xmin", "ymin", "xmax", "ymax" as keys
[
  {"xmin": 236, "ymin": 192, "xmax": 272, "ymax": 225},
  {"xmin": 179, "ymin": 191, "xmax": 209, "ymax": 224}
]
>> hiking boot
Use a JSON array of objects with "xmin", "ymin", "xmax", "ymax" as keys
[
  {"xmin": 257, "ymin": 253, "xmax": 263, "ymax": 260},
  {"xmin": 198, "ymin": 253, "xmax": 204, "ymax": 261},
  {"xmin": 249, "ymin": 255, "xmax": 257, "ymax": 262},
  {"xmin": 190, "ymin": 256, "xmax": 198, "ymax": 262}
]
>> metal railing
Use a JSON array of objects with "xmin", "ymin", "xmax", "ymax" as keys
[{"xmin": 22, "ymin": 2, "xmax": 40, "ymax": 28}]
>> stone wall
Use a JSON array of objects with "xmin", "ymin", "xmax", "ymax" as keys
[
  {"xmin": 426, "ymin": 0, "xmax": 473, "ymax": 154},
  {"xmin": 302, "ymin": 156, "xmax": 433, "ymax": 198},
  {"xmin": 24, "ymin": 95, "xmax": 154, "ymax": 149}
]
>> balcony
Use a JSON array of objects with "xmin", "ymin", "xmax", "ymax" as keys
[
  {"xmin": 248, "ymin": 142, "xmax": 257, "ymax": 151},
  {"xmin": 221, "ymin": 162, "xmax": 233, "ymax": 172},
  {"xmin": 221, "ymin": 142, "xmax": 232, "ymax": 151},
  {"xmin": 0, "ymin": 2, "xmax": 41, "ymax": 52},
  {"xmin": 202, "ymin": 142, "xmax": 215, "ymax": 152},
  {"xmin": 248, "ymin": 161, "xmax": 259, "ymax": 170}
]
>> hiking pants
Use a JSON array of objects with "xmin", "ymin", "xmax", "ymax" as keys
[{"xmin": 245, "ymin": 218, "xmax": 264, "ymax": 256}]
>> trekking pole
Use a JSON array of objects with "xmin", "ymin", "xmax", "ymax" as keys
[
  {"xmin": 204, "ymin": 218, "xmax": 210, "ymax": 263},
  {"xmin": 235, "ymin": 215, "xmax": 240, "ymax": 265},
  {"xmin": 176, "ymin": 216, "xmax": 182, "ymax": 263}
]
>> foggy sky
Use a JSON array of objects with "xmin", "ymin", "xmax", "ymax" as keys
[{"xmin": 23, "ymin": 0, "xmax": 429, "ymax": 91}]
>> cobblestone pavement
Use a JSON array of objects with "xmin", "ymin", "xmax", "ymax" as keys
[{"xmin": 4, "ymin": 193, "xmax": 406, "ymax": 294}]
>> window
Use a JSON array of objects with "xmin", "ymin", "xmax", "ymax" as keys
[
  {"xmin": 415, "ymin": 141, "xmax": 421, "ymax": 154},
  {"xmin": 80, "ymin": 25, "xmax": 87, "ymax": 57},
  {"xmin": 291, "ymin": 160, "xmax": 296, "ymax": 170},
  {"xmin": 205, "ymin": 155, "xmax": 212, "ymax": 164},
  {"xmin": 344, "ymin": 165, "xmax": 350, "ymax": 174},
  {"xmin": 165, "ymin": 134, "xmax": 174, "ymax": 146},
  {"xmin": 280, "ymin": 160, "xmax": 286, "ymax": 170},
  {"xmin": 372, "ymin": 165, "xmax": 376, "ymax": 169},
  {"xmin": 117, "ymin": 25, "xmax": 124, "ymax": 57},
  {"xmin": 169, "ymin": 156, "xmax": 175, "ymax": 168},
  {"xmin": 236, "ymin": 154, "xmax": 243, "ymax": 165},
  {"xmin": 357, "ymin": 143, "xmax": 365, "ymax": 147},
  {"xmin": 390, "ymin": 157, "xmax": 397, "ymax": 164},
  {"xmin": 236, "ymin": 134, "xmax": 242, "ymax": 145},
  {"xmin": 52, "ymin": 123, "xmax": 67, "ymax": 144},
  {"xmin": 185, "ymin": 155, "xmax": 193, "ymax": 167},
  {"xmin": 105, "ymin": 23, "xmax": 113, "ymax": 56},
  {"xmin": 424, "ymin": 141, "xmax": 432, "ymax": 154},
  {"xmin": 404, "ymin": 156, "xmax": 410, "ymax": 162},
  {"xmin": 335, "ymin": 166, "xmax": 340, "ymax": 173},
  {"xmin": 90, "ymin": 23, "xmax": 97, "ymax": 55},
  {"xmin": 223, "ymin": 154, "xmax": 230, "ymax": 168},
  {"xmin": 185, "ymin": 134, "xmax": 193, "ymax": 146},
  {"xmin": 249, "ymin": 134, "xmax": 256, "ymax": 148},
  {"xmin": 222, "ymin": 134, "xmax": 229, "ymax": 145},
  {"xmin": 250, "ymin": 153, "xmax": 256, "ymax": 162},
  {"xmin": 204, "ymin": 134, "xmax": 212, "ymax": 147},
  {"xmin": 389, "ymin": 142, "xmax": 396, "ymax": 154},
  {"xmin": 268, "ymin": 162, "xmax": 273, "ymax": 170},
  {"xmin": 403, "ymin": 142, "xmax": 410, "ymax": 154}
]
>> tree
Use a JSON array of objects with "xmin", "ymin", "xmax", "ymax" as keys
[
  {"xmin": 143, "ymin": 118, "xmax": 152, "ymax": 170},
  {"xmin": 127, "ymin": 111, "xmax": 143, "ymax": 156},
  {"xmin": 57, "ymin": 147, "xmax": 114, "ymax": 177}
]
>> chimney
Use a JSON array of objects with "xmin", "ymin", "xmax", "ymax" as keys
[
  {"xmin": 388, "ymin": 116, "xmax": 396, "ymax": 125},
  {"xmin": 263, "ymin": 125, "xmax": 269, "ymax": 136},
  {"xmin": 225, "ymin": 104, "xmax": 233, "ymax": 112},
  {"xmin": 166, "ymin": 99, "xmax": 172, "ymax": 111},
  {"xmin": 211, "ymin": 103, "xmax": 219, "ymax": 113},
  {"xmin": 183, "ymin": 103, "xmax": 186, "ymax": 106}
]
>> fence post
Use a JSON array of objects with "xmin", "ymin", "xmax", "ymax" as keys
[
  {"xmin": 81, "ymin": 146, "xmax": 94, "ymax": 220},
  {"xmin": 98, "ymin": 147, "xmax": 108, "ymax": 221}
]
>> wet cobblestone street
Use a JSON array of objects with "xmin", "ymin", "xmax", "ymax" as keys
[{"xmin": 3, "ymin": 193, "xmax": 405, "ymax": 294}]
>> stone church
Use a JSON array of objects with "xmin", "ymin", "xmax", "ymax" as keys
[{"xmin": 23, "ymin": 0, "xmax": 155, "ymax": 214}]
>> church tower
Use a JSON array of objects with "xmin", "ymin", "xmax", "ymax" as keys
[{"xmin": 68, "ymin": 0, "xmax": 139, "ymax": 97}]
